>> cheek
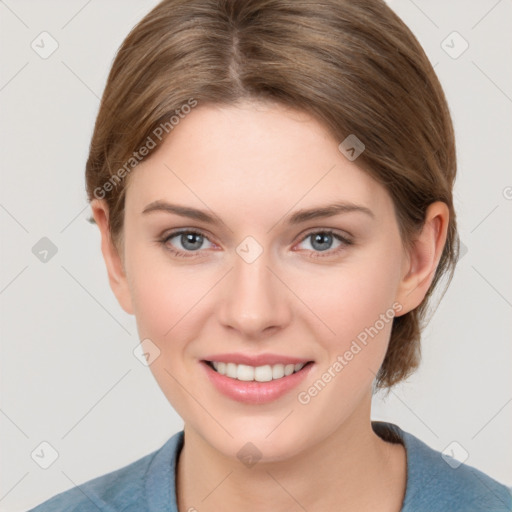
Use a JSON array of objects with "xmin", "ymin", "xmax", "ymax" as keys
[
  {"xmin": 293, "ymin": 262, "xmax": 400, "ymax": 420},
  {"xmin": 126, "ymin": 244, "xmax": 208, "ymax": 339},
  {"xmin": 125, "ymin": 251, "xmax": 210, "ymax": 415},
  {"xmin": 301, "ymin": 260, "xmax": 399, "ymax": 338},
  {"xmin": 294, "ymin": 249, "xmax": 402, "ymax": 380}
]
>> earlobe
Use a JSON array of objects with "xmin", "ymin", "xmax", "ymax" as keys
[
  {"xmin": 395, "ymin": 201, "xmax": 449, "ymax": 316},
  {"xmin": 90, "ymin": 199, "xmax": 134, "ymax": 315}
]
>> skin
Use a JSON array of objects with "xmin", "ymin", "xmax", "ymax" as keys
[{"xmin": 91, "ymin": 100, "xmax": 449, "ymax": 512}]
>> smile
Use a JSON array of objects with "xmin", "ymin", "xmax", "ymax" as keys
[
  {"xmin": 207, "ymin": 361, "xmax": 307, "ymax": 382},
  {"xmin": 200, "ymin": 353, "xmax": 315, "ymax": 404}
]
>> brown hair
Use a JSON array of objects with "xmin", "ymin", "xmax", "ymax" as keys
[{"xmin": 85, "ymin": 0, "xmax": 459, "ymax": 390}]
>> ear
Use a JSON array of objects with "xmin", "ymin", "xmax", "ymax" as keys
[
  {"xmin": 395, "ymin": 201, "xmax": 450, "ymax": 316},
  {"xmin": 90, "ymin": 199, "xmax": 134, "ymax": 315}
]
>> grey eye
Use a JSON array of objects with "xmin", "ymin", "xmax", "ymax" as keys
[{"xmin": 309, "ymin": 232, "xmax": 334, "ymax": 251}]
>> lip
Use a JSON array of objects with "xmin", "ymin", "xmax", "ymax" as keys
[
  {"xmin": 202, "ymin": 352, "xmax": 312, "ymax": 366},
  {"xmin": 200, "ymin": 359, "xmax": 314, "ymax": 405}
]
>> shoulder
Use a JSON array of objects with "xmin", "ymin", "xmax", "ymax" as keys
[
  {"xmin": 374, "ymin": 422, "xmax": 512, "ymax": 512},
  {"xmin": 27, "ymin": 431, "xmax": 184, "ymax": 512}
]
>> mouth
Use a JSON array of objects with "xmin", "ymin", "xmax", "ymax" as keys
[
  {"xmin": 203, "ymin": 360, "xmax": 313, "ymax": 382},
  {"xmin": 200, "ymin": 358, "xmax": 315, "ymax": 404}
]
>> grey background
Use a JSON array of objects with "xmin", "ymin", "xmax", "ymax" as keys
[{"xmin": 1, "ymin": 1, "xmax": 511, "ymax": 510}]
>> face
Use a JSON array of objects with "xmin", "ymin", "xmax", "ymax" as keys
[{"xmin": 101, "ymin": 101, "xmax": 416, "ymax": 461}]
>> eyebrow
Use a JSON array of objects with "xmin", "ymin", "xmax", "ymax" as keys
[{"xmin": 142, "ymin": 200, "xmax": 374, "ymax": 225}]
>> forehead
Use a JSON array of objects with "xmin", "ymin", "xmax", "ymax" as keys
[{"xmin": 125, "ymin": 102, "xmax": 393, "ymax": 221}]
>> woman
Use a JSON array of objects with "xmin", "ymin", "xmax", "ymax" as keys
[{"xmin": 29, "ymin": 0, "xmax": 511, "ymax": 510}]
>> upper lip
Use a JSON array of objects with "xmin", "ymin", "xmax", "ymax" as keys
[{"xmin": 202, "ymin": 353, "xmax": 313, "ymax": 366}]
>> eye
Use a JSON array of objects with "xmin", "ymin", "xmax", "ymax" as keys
[
  {"xmin": 160, "ymin": 230, "xmax": 215, "ymax": 257},
  {"xmin": 295, "ymin": 230, "xmax": 353, "ymax": 258},
  {"xmin": 159, "ymin": 228, "xmax": 353, "ymax": 259}
]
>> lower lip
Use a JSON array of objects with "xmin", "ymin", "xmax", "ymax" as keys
[{"xmin": 201, "ymin": 361, "xmax": 314, "ymax": 405}]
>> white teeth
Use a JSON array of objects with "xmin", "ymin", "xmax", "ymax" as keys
[
  {"xmin": 272, "ymin": 364, "xmax": 285, "ymax": 379},
  {"xmin": 284, "ymin": 364, "xmax": 295, "ymax": 376},
  {"xmin": 210, "ymin": 361, "xmax": 308, "ymax": 382},
  {"xmin": 226, "ymin": 362, "xmax": 237, "ymax": 379},
  {"xmin": 254, "ymin": 365, "xmax": 273, "ymax": 382},
  {"xmin": 237, "ymin": 364, "xmax": 254, "ymax": 381}
]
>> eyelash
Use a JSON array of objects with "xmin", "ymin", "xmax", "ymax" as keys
[{"xmin": 158, "ymin": 229, "xmax": 353, "ymax": 259}]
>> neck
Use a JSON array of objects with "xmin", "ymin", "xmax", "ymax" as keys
[{"xmin": 176, "ymin": 393, "xmax": 406, "ymax": 512}]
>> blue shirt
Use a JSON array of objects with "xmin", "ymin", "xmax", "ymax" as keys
[{"xmin": 28, "ymin": 421, "xmax": 512, "ymax": 511}]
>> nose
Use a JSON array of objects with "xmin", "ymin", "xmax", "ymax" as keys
[{"xmin": 217, "ymin": 250, "xmax": 292, "ymax": 339}]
